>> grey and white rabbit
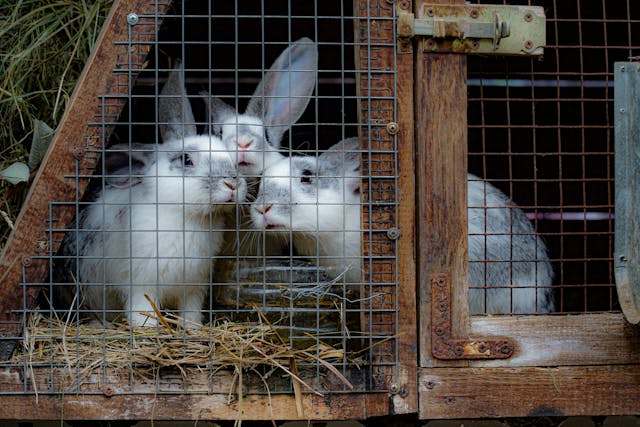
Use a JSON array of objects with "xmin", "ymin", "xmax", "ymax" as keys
[
  {"xmin": 59, "ymin": 62, "xmax": 246, "ymax": 327},
  {"xmin": 203, "ymin": 38, "xmax": 318, "ymax": 261},
  {"xmin": 251, "ymin": 138, "xmax": 555, "ymax": 314}
]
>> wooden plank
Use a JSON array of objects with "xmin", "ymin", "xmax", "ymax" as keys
[
  {"xmin": 394, "ymin": 0, "xmax": 419, "ymax": 414},
  {"xmin": 614, "ymin": 61, "xmax": 640, "ymax": 324},
  {"xmin": 0, "ymin": 393, "xmax": 389, "ymax": 421},
  {"xmin": 465, "ymin": 313, "xmax": 640, "ymax": 368},
  {"xmin": 0, "ymin": 0, "xmax": 170, "ymax": 360},
  {"xmin": 419, "ymin": 365, "xmax": 640, "ymax": 418},
  {"xmin": 416, "ymin": 0, "xmax": 470, "ymax": 368},
  {"xmin": 353, "ymin": 0, "xmax": 418, "ymax": 414}
]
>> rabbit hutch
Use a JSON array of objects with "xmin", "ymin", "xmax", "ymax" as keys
[{"xmin": 0, "ymin": 0, "xmax": 639, "ymax": 422}]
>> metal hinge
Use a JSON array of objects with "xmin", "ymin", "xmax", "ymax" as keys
[{"xmin": 398, "ymin": 3, "xmax": 545, "ymax": 56}]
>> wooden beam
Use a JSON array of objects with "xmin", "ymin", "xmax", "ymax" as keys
[{"xmin": 420, "ymin": 365, "xmax": 640, "ymax": 418}]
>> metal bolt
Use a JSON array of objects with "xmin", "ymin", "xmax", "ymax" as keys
[
  {"xmin": 22, "ymin": 257, "xmax": 31, "ymax": 267},
  {"xmin": 389, "ymin": 383, "xmax": 400, "ymax": 394},
  {"xmin": 524, "ymin": 40, "xmax": 534, "ymax": 50},
  {"xmin": 620, "ymin": 108, "xmax": 626, "ymax": 114},
  {"xmin": 386, "ymin": 227, "xmax": 400, "ymax": 240},
  {"xmin": 471, "ymin": 40, "xmax": 480, "ymax": 50},
  {"xmin": 426, "ymin": 7, "xmax": 435, "ymax": 17},
  {"xmin": 70, "ymin": 146, "xmax": 85, "ymax": 160},
  {"xmin": 470, "ymin": 9, "xmax": 479, "ymax": 19},
  {"xmin": 103, "ymin": 386, "xmax": 115, "ymax": 397},
  {"xmin": 445, "ymin": 396, "xmax": 456, "ymax": 405},
  {"xmin": 425, "ymin": 381, "xmax": 436, "ymax": 390},
  {"xmin": 399, "ymin": 0, "xmax": 410, "ymax": 9},
  {"xmin": 620, "ymin": 65, "xmax": 626, "ymax": 72},
  {"xmin": 524, "ymin": 12, "xmax": 534, "ymax": 22},
  {"xmin": 386, "ymin": 122, "xmax": 399, "ymax": 135},
  {"xmin": 126, "ymin": 13, "xmax": 139, "ymax": 26},
  {"xmin": 425, "ymin": 39, "xmax": 436, "ymax": 49},
  {"xmin": 620, "ymin": 255, "xmax": 628, "ymax": 262}
]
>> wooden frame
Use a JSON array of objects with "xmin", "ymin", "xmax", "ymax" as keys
[
  {"xmin": 0, "ymin": 0, "xmax": 418, "ymax": 420},
  {"xmin": 1, "ymin": 0, "xmax": 639, "ymax": 421},
  {"xmin": 415, "ymin": 0, "xmax": 640, "ymax": 419}
]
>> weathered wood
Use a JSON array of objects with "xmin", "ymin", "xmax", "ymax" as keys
[
  {"xmin": 394, "ymin": 0, "xmax": 419, "ymax": 414},
  {"xmin": 0, "ymin": 365, "xmax": 391, "ymax": 420},
  {"xmin": 354, "ymin": 0, "xmax": 418, "ymax": 413},
  {"xmin": 416, "ymin": 0, "xmax": 470, "ymax": 368},
  {"xmin": 614, "ymin": 61, "xmax": 640, "ymax": 325},
  {"xmin": 467, "ymin": 313, "xmax": 640, "ymax": 368},
  {"xmin": 0, "ymin": 0, "xmax": 170, "ymax": 360},
  {"xmin": 419, "ymin": 365, "xmax": 640, "ymax": 418},
  {"xmin": 0, "ymin": 392, "xmax": 388, "ymax": 421}
]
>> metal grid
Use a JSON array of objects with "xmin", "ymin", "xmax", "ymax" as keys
[
  {"xmin": 467, "ymin": 0, "xmax": 638, "ymax": 314},
  {"xmin": 2, "ymin": 0, "xmax": 400, "ymax": 395}
]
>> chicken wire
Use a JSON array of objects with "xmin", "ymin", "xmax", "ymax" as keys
[
  {"xmin": 1, "ymin": 0, "xmax": 400, "ymax": 395},
  {"xmin": 467, "ymin": 0, "xmax": 638, "ymax": 314}
]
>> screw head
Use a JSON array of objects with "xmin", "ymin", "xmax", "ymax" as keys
[
  {"xmin": 103, "ymin": 386, "xmax": 115, "ymax": 397},
  {"xmin": 470, "ymin": 9, "xmax": 479, "ymax": 19},
  {"xmin": 524, "ymin": 40, "xmax": 534, "ymax": 50},
  {"xmin": 126, "ymin": 13, "xmax": 139, "ymax": 26},
  {"xmin": 386, "ymin": 122, "xmax": 399, "ymax": 135},
  {"xmin": 426, "ymin": 7, "xmax": 435, "ymax": 17},
  {"xmin": 389, "ymin": 383, "xmax": 400, "ymax": 394},
  {"xmin": 524, "ymin": 12, "xmax": 534, "ymax": 22},
  {"xmin": 386, "ymin": 227, "xmax": 400, "ymax": 240}
]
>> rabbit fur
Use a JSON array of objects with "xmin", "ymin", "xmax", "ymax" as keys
[
  {"xmin": 251, "ymin": 138, "xmax": 555, "ymax": 314},
  {"xmin": 57, "ymin": 62, "xmax": 246, "ymax": 327}
]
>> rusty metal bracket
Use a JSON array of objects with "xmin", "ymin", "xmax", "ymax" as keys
[
  {"xmin": 431, "ymin": 272, "xmax": 515, "ymax": 359},
  {"xmin": 398, "ymin": 3, "xmax": 545, "ymax": 56}
]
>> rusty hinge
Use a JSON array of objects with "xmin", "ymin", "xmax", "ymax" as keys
[
  {"xmin": 431, "ymin": 272, "xmax": 515, "ymax": 360},
  {"xmin": 397, "ymin": 3, "xmax": 545, "ymax": 56}
]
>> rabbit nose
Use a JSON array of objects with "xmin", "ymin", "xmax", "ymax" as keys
[
  {"xmin": 238, "ymin": 137, "xmax": 254, "ymax": 150},
  {"xmin": 224, "ymin": 179, "xmax": 237, "ymax": 190},
  {"xmin": 256, "ymin": 204, "xmax": 272, "ymax": 215}
]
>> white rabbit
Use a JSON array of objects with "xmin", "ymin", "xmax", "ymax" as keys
[
  {"xmin": 58, "ymin": 62, "xmax": 246, "ymax": 327},
  {"xmin": 251, "ymin": 138, "xmax": 555, "ymax": 314},
  {"xmin": 204, "ymin": 38, "xmax": 318, "ymax": 263},
  {"xmin": 201, "ymin": 37, "xmax": 318, "ymax": 183}
]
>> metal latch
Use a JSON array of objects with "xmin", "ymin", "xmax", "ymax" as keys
[{"xmin": 398, "ymin": 4, "xmax": 545, "ymax": 56}]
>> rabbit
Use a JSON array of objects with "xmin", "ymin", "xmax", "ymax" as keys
[
  {"xmin": 251, "ymin": 138, "xmax": 555, "ymax": 314},
  {"xmin": 203, "ymin": 38, "xmax": 318, "ymax": 264},
  {"xmin": 201, "ymin": 37, "xmax": 317, "ymax": 186},
  {"xmin": 250, "ymin": 137, "xmax": 362, "ymax": 283},
  {"xmin": 55, "ymin": 61, "xmax": 247, "ymax": 327}
]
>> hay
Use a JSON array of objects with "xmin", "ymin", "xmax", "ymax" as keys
[{"xmin": 9, "ymin": 306, "xmax": 354, "ymax": 396}]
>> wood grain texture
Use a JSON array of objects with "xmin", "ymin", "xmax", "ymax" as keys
[
  {"xmin": 419, "ymin": 365, "xmax": 640, "ymax": 418},
  {"xmin": 468, "ymin": 313, "xmax": 640, "ymax": 368},
  {"xmin": 0, "ymin": 366, "xmax": 391, "ymax": 420},
  {"xmin": 394, "ymin": 0, "xmax": 419, "ymax": 414},
  {"xmin": 415, "ymin": 0, "xmax": 470, "ymax": 368},
  {"xmin": 0, "ymin": 0, "xmax": 169, "ymax": 359}
]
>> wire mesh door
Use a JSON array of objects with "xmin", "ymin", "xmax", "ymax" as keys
[
  {"xmin": 0, "ymin": 0, "xmax": 417, "ymax": 420},
  {"xmin": 419, "ymin": 0, "xmax": 640, "ymax": 418}
]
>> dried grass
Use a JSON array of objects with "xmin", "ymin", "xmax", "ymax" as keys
[{"xmin": 10, "ymin": 306, "xmax": 355, "ymax": 397}]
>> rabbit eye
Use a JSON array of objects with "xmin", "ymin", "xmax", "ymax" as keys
[
  {"xmin": 300, "ymin": 169, "xmax": 313, "ymax": 184},
  {"xmin": 182, "ymin": 153, "xmax": 195, "ymax": 168}
]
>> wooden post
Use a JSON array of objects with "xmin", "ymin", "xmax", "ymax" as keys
[{"xmin": 416, "ymin": 0, "xmax": 470, "ymax": 372}]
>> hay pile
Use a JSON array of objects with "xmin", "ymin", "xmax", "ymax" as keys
[{"xmin": 13, "ymin": 307, "xmax": 354, "ymax": 396}]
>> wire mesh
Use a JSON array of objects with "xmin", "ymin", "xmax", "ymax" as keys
[
  {"xmin": 0, "ymin": 0, "xmax": 400, "ymax": 396},
  {"xmin": 467, "ymin": 0, "xmax": 638, "ymax": 314}
]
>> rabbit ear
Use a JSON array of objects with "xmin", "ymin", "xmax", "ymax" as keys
[
  {"xmin": 320, "ymin": 137, "xmax": 361, "ymax": 196},
  {"xmin": 104, "ymin": 143, "xmax": 156, "ymax": 188},
  {"xmin": 199, "ymin": 91, "xmax": 236, "ymax": 136},
  {"xmin": 246, "ymin": 37, "xmax": 317, "ymax": 148},
  {"xmin": 159, "ymin": 59, "xmax": 197, "ymax": 142}
]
